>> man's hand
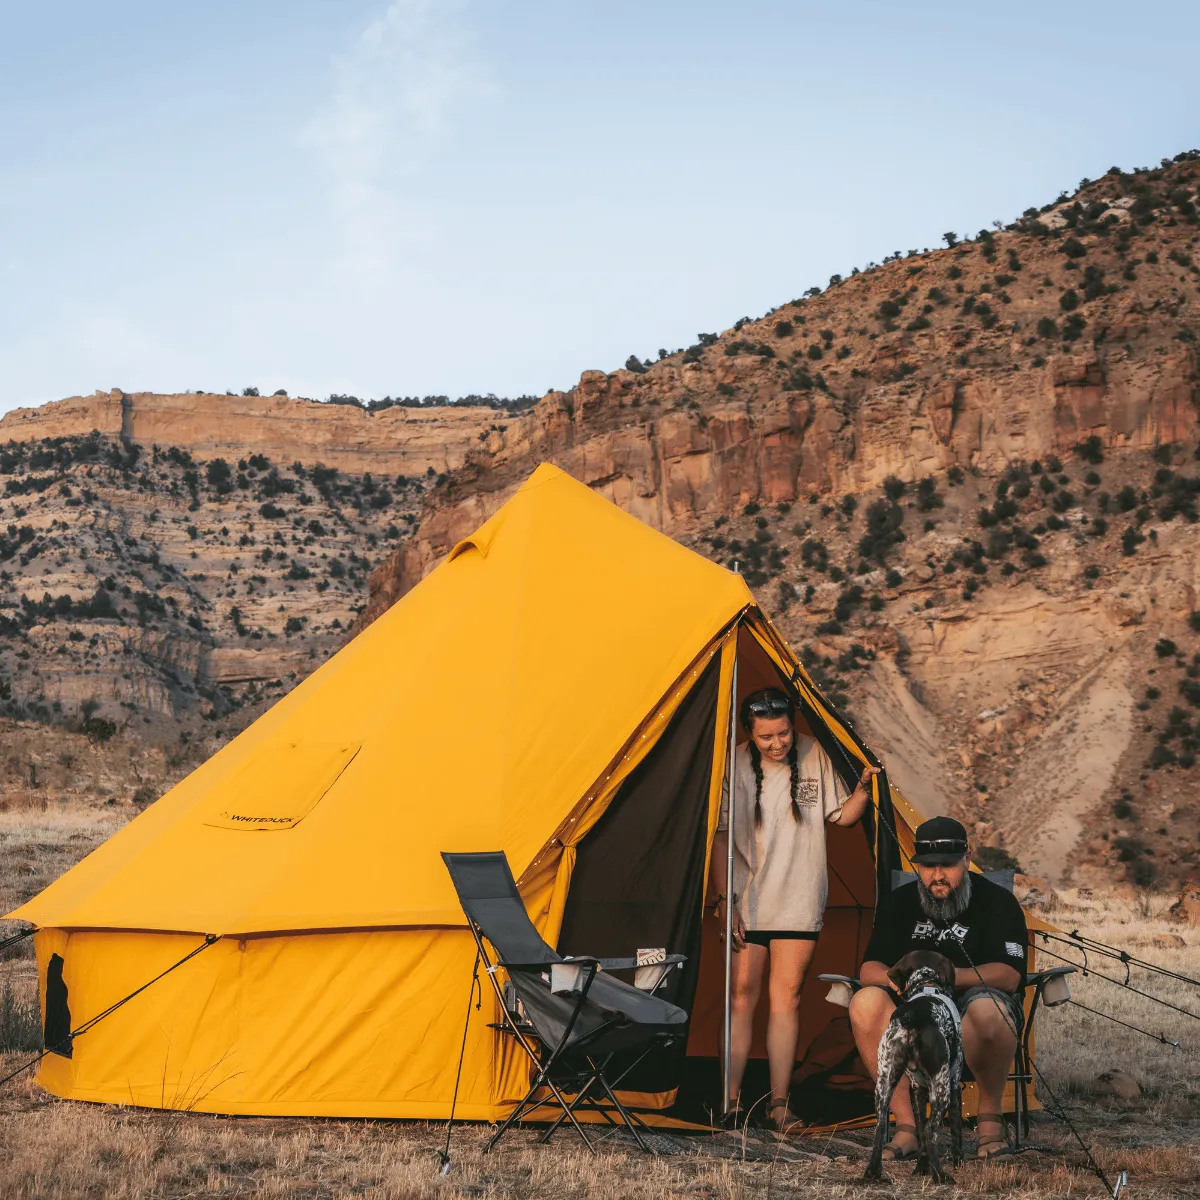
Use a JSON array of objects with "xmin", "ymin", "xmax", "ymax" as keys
[
  {"xmin": 954, "ymin": 962, "xmax": 1021, "ymax": 994},
  {"xmin": 858, "ymin": 959, "xmax": 894, "ymax": 990}
]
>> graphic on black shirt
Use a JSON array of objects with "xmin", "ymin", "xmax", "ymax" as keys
[{"xmin": 863, "ymin": 874, "xmax": 1028, "ymax": 987}]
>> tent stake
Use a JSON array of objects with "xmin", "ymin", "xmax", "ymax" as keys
[{"xmin": 723, "ymin": 619, "xmax": 739, "ymax": 1118}]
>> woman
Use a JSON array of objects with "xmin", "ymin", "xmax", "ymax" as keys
[{"xmin": 710, "ymin": 687, "xmax": 878, "ymax": 1132}]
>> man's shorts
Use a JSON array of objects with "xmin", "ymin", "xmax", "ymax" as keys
[{"xmin": 957, "ymin": 985, "xmax": 1024, "ymax": 1035}]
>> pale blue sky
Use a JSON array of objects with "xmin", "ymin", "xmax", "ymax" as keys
[{"xmin": 2, "ymin": 1, "xmax": 1196, "ymax": 412}]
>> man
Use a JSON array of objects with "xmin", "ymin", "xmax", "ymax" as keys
[{"xmin": 849, "ymin": 817, "xmax": 1027, "ymax": 1160}]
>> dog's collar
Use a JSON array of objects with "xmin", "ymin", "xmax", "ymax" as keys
[{"xmin": 912, "ymin": 986, "xmax": 962, "ymax": 1032}]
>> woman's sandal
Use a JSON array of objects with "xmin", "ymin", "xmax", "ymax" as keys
[
  {"xmin": 766, "ymin": 1098, "xmax": 805, "ymax": 1136},
  {"xmin": 975, "ymin": 1113, "xmax": 1014, "ymax": 1159},
  {"xmin": 880, "ymin": 1122, "xmax": 919, "ymax": 1161},
  {"xmin": 721, "ymin": 1101, "xmax": 747, "ymax": 1131}
]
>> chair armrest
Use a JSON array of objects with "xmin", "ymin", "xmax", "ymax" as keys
[
  {"xmin": 1026, "ymin": 966, "xmax": 1075, "ymax": 986},
  {"xmin": 568, "ymin": 954, "xmax": 686, "ymax": 972},
  {"xmin": 559, "ymin": 953, "xmax": 686, "ymax": 993},
  {"xmin": 818, "ymin": 974, "xmax": 861, "ymax": 1008}
]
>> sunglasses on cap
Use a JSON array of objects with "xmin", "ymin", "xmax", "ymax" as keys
[
  {"xmin": 914, "ymin": 838, "xmax": 968, "ymax": 856},
  {"xmin": 745, "ymin": 696, "xmax": 792, "ymax": 717}
]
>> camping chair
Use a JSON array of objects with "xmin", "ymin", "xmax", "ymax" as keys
[
  {"xmin": 818, "ymin": 871, "xmax": 1075, "ymax": 1149},
  {"xmin": 441, "ymin": 851, "xmax": 690, "ymax": 1154}
]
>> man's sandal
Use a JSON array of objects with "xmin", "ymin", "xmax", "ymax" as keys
[
  {"xmin": 975, "ymin": 1114, "xmax": 1014, "ymax": 1159},
  {"xmin": 880, "ymin": 1122, "xmax": 919, "ymax": 1161}
]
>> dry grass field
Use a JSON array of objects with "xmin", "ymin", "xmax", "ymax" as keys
[{"xmin": 2, "ymin": 800, "xmax": 1198, "ymax": 1199}]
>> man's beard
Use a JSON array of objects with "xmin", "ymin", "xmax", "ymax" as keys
[{"xmin": 918, "ymin": 870, "xmax": 972, "ymax": 922}]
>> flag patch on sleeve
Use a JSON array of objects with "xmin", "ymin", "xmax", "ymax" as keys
[{"xmin": 1005, "ymin": 941, "xmax": 1024, "ymax": 958}]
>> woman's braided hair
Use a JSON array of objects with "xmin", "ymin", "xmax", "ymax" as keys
[{"xmin": 740, "ymin": 688, "xmax": 802, "ymax": 826}]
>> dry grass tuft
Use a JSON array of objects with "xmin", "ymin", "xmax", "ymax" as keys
[
  {"xmin": 0, "ymin": 980, "xmax": 41, "ymax": 1053},
  {"xmin": 1033, "ymin": 888, "xmax": 1199, "ymax": 1108}
]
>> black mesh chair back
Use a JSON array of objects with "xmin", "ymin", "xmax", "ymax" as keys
[{"xmin": 441, "ymin": 851, "xmax": 558, "ymax": 967}]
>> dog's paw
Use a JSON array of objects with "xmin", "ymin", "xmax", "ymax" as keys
[{"xmin": 919, "ymin": 1164, "xmax": 955, "ymax": 1185}]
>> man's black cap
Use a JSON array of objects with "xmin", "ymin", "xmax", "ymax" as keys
[{"xmin": 911, "ymin": 816, "xmax": 969, "ymax": 865}]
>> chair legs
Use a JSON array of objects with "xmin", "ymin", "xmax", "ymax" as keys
[
  {"xmin": 485, "ymin": 1070, "xmax": 595, "ymax": 1155},
  {"xmin": 497, "ymin": 1047, "xmax": 664, "ymax": 1155},
  {"xmin": 596, "ymin": 1069, "xmax": 650, "ymax": 1153}
]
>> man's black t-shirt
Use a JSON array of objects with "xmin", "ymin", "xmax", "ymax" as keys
[{"xmin": 863, "ymin": 874, "xmax": 1028, "ymax": 988}]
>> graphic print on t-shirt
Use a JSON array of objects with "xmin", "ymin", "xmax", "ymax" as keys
[
  {"xmin": 912, "ymin": 919, "xmax": 969, "ymax": 944},
  {"xmin": 795, "ymin": 778, "xmax": 819, "ymax": 807}
]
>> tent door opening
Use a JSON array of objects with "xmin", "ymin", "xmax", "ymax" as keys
[{"xmin": 556, "ymin": 627, "xmax": 879, "ymax": 1122}]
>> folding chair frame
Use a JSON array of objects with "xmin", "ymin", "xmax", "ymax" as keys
[
  {"xmin": 461, "ymin": 913, "xmax": 660, "ymax": 1155},
  {"xmin": 1010, "ymin": 966, "xmax": 1075, "ymax": 1147},
  {"xmin": 534, "ymin": 1039, "xmax": 665, "ymax": 1149}
]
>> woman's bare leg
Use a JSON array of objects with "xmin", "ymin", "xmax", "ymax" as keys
[
  {"xmin": 765, "ymin": 938, "xmax": 818, "ymax": 1122},
  {"xmin": 727, "ymin": 941, "xmax": 767, "ymax": 1109}
]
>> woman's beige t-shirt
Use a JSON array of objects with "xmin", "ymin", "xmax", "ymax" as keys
[{"xmin": 717, "ymin": 738, "xmax": 850, "ymax": 932}]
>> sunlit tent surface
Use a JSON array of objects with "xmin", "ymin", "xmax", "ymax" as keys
[{"xmin": 10, "ymin": 464, "xmax": 1044, "ymax": 1120}]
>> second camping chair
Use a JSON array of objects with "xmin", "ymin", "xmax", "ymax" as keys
[{"xmin": 441, "ymin": 851, "xmax": 689, "ymax": 1153}]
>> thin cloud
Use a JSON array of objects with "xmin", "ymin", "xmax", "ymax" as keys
[{"xmin": 304, "ymin": 0, "xmax": 492, "ymax": 281}]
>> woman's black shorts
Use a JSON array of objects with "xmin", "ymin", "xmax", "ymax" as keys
[{"xmin": 742, "ymin": 930, "xmax": 819, "ymax": 948}]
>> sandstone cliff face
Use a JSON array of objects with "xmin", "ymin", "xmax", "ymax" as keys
[
  {"xmin": 0, "ymin": 390, "xmax": 496, "ymax": 477},
  {"xmin": 366, "ymin": 327, "xmax": 1197, "ymax": 622},
  {"xmin": 365, "ymin": 159, "xmax": 1200, "ymax": 887}
]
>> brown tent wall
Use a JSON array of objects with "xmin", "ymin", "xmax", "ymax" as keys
[{"xmin": 556, "ymin": 653, "xmax": 723, "ymax": 1094}]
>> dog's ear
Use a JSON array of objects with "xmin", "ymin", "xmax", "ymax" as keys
[
  {"xmin": 935, "ymin": 954, "xmax": 955, "ymax": 990},
  {"xmin": 889, "ymin": 951, "xmax": 917, "ymax": 991}
]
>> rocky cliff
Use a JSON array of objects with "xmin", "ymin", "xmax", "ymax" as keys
[
  {"xmin": 0, "ymin": 390, "xmax": 497, "ymax": 477},
  {"xmin": 366, "ymin": 154, "xmax": 1200, "ymax": 887},
  {"xmin": 0, "ymin": 431, "xmax": 428, "ymax": 769}
]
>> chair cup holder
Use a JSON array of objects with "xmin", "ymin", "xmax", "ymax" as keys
[
  {"xmin": 1042, "ymin": 975, "xmax": 1071, "ymax": 1006},
  {"xmin": 825, "ymin": 980, "xmax": 855, "ymax": 1008},
  {"xmin": 634, "ymin": 963, "xmax": 668, "ymax": 991},
  {"xmin": 550, "ymin": 962, "xmax": 587, "ymax": 996}
]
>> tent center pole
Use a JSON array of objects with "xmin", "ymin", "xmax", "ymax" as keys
[{"xmin": 722, "ymin": 632, "xmax": 739, "ymax": 1118}]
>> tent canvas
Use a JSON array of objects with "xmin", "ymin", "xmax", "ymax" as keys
[{"xmin": 9, "ymin": 463, "xmax": 1046, "ymax": 1121}]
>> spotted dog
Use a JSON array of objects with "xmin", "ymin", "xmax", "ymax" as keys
[{"xmin": 862, "ymin": 950, "xmax": 964, "ymax": 1184}]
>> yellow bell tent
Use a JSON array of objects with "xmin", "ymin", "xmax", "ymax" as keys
[{"xmin": 11, "ymin": 463, "xmax": 985, "ymax": 1121}]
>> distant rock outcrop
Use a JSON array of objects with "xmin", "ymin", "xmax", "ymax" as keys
[{"xmin": 0, "ymin": 390, "xmax": 496, "ymax": 477}]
